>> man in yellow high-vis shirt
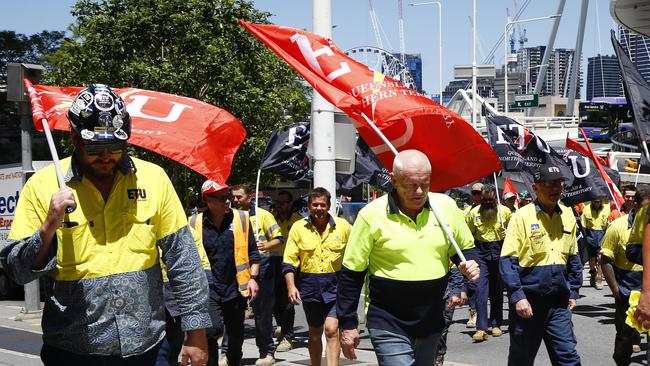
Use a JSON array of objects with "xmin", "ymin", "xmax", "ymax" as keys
[
  {"xmin": 283, "ymin": 187, "xmax": 351, "ymax": 366},
  {"xmin": 582, "ymin": 199, "xmax": 611, "ymax": 289},
  {"xmin": 272, "ymin": 190, "xmax": 302, "ymax": 352},
  {"xmin": 337, "ymin": 150, "xmax": 480, "ymax": 366},
  {"xmin": 601, "ymin": 188, "xmax": 650, "ymax": 365},
  {"xmin": 466, "ymin": 184, "xmax": 512, "ymax": 341},
  {"xmin": 0, "ymin": 85, "xmax": 210, "ymax": 366},
  {"xmin": 500, "ymin": 163, "xmax": 582, "ymax": 365}
]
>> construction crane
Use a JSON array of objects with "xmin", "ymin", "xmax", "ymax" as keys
[
  {"xmin": 368, "ymin": 0, "xmax": 384, "ymax": 50},
  {"xmin": 398, "ymin": 0, "xmax": 406, "ymax": 66},
  {"xmin": 514, "ymin": 0, "xmax": 528, "ymax": 49}
]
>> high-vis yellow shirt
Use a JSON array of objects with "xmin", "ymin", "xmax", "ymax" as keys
[
  {"xmin": 271, "ymin": 212, "xmax": 303, "ymax": 256},
  {"xmin": 581, "ymin": 203, "xmax": 611, "ymax": 231},
  {"xmin": 2, "ymin": 156, "xmax": 209, "ymax": 356},
  {"xmin": 500, "ymin": 202, "xmax": 582, "ymax": 303},
  {"xmin": 250, "ymin": 206, "xmax": 283, "ymax": 255},
  {"xmin": 626, "ymin": 204, "xmax": 650, "ymax": 265},
  {"xmin": 337, "ymin": 192, "xmax": 477, "ymax": 338},
  {"xmin": 283, "ymin": 215, "xmax": 351, "ymax": 274},
  {"xmin": 601, "ymin": 214, "xmax": 642, "ymax": 296},
  {"xmin": 282, "ymin": 215, "xmax": 351, "ymax": 303},
  {"xmin": 466, "ymin": 204, "xmax": 512, "ymax": 242}
]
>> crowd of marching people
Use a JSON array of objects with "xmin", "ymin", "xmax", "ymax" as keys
[{"xmin": 5, "ymin": 84, "xmax": 650, "ymax": 366}]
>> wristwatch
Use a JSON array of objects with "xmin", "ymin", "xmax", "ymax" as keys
[{"xmin": 251, "ymin": 275, "xmax": 259, "ymax": 281}]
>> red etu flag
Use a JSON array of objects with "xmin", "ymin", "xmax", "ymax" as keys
[
  {"xmin": 565, "ymin": 133, "xmax": 610, "ymax": 168},
  {"xmin": 24, "ymin": 81, "xmax": 246, "ymax": 183},
  {"xmin": 240, "ymin": 20, "xmax": 501, "ymax": 192},
  {"xmin": 502, "ymin": 176, "xmax": 519, "ymax": 204},
  {"xmin": 569, "ymin": 131, "xmax": 624, "ymax": 209}
]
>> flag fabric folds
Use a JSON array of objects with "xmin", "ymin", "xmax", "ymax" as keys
[
  {"xmin": 486, "ymin": 114, "xmax": 620, "ymax": 206},
  {"xmin": 570, "ymin": 131, "xmax": 625, "ymax": 210},
  {"xmin": 24, "ymin": 81, "xmax": 246, "ymax": 183},
  {"xmin": 336, "ymin": 138, "xmax": 393, "ymax": 194},
  {"xmin": 260, "ymin": 122, "xmax": 312, "ymax": 182},
  {"xmin": 611, "ymin": 30, "xmax": 650, "ymax": 145},
  {"xmin": 260, "ymin": 122, "xmax": 392, "ymax": 193},
  {"xmin": 241, "ymin": 20, "xmax": 501, "ymax": 192}
]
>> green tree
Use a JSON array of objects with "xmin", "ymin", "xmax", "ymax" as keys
[{"xmin": 46, "ymin": 0, "xmax": 311, "ymax": 208}]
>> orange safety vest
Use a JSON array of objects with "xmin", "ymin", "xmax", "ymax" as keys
[{"xmin": 190, "ymin": 209, "xmax": 252, "ymax": 297}]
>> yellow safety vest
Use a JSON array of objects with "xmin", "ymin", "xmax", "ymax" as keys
[{"xmin": 190, "ymin": 210, "xmax": 252, "ymax": 296}]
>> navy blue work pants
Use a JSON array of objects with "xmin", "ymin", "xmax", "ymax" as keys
[
  {"xmin": 475, "ymin": 256, "xmax": 503, "ymax": 330},
  {"xmin": 272, "ymin": 256, "xmax": 295, "ymax": 339},
  {"xmin": 507, "ymin": 294, "xmax": 580, "ymax": 366}
]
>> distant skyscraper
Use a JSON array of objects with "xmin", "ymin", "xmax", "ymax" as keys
[
  {"xmin": 586, "ymin": 55, "xmax": 623, "ymax": 101},
  {"xmin": 516, "ymin": 46, "xmax": 580, "ymax": 97},
  {"xmin": 394, "ymin": 53, "xmax": 423, "ymax": 93},
  {"xmin": 618, "ymin": 26, "xmax": 650, "ymax": 84}
]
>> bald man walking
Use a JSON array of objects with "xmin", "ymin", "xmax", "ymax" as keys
[{"xmin": 336, "ymin": 150, "xmax": 480, "ymax": 366}]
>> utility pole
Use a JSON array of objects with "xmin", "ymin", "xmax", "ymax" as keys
[{"xmin": 311, "ymin": 0, "xmax": 337, "ymax": 214}]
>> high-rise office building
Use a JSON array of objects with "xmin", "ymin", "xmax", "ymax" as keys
[
  {"xmin": 586, "ymin": 55, "xmax": 623, "ymax": 101},
  {"xmin": 618, "ymin": 26, "xmax": 650, "ymax": 84},
  {"xmin": 516, "ymin": 46, "xmax": 580, "ymax": 97},
  {"xmin": 393, "ymin": 53, "xmax": 423, "ymax": 93}
]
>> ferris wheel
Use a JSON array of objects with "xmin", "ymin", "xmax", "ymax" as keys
[{"xmin": 344, "ymin": 46, "xmax": 416, "ymax": 91}]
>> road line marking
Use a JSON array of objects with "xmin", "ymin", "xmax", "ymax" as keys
[
  {"xmin": 0, "ymin": 347, "xmax": 40, "ymax": 359},
  {"xmin": 0, "ymin": 324, "xmax": 43, "ymax": 335}
]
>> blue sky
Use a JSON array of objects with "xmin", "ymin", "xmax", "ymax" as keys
[{"xmin": 3, "ymin": 0, "xmax": 616, "ymax": 98}]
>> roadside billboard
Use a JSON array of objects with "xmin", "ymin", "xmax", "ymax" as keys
[{"xmin": 0, "ymin": 164, "xmax": 22, "ymax": 245}]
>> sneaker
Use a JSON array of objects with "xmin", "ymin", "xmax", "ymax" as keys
[
  {"xmin": 255, "ymin": 354, "xmax": 276, "ymax": 366},
  {"xmin": 472, "ymin": 330, "xmax": 488, "ymax": 341},
  {"xmin": 633, "ymin": 344, "xmax": 642, "ymax": 353},
  {"xmin": 466, "ymin": 308, "xmax": 477, "ymax": 328},
  {"xmin": 491, "ymin": 327, "xmax": 503, "ymax": 337},
  {"xmin": 435, "ymin": 355, "xmax": 445, "ymax": 366},
  {"xmin": 218, "ymin": 356, "xmax": 229, "ymax": 366},
  {"xmin": 276, "ymin": 337, "xmax": 293, "ymax": 352}
]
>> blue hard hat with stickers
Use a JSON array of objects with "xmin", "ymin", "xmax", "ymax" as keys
[{"xmin": 67, "ymin": 84, "xmax": 131, "ymax": 142}]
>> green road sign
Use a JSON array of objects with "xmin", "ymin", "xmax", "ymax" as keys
[{"xmin": 512, "ymin": 94, "xmax": 539, "ymax": 108}]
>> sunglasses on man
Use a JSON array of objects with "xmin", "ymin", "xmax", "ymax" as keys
[{"xmin": 83, "ymin": 141, "xmax": 127, "ymax": 156}]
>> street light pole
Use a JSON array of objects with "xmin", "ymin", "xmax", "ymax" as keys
[
  {"xmin": 504, "ymin": 15, "xmax": 560, "ymax": 115},
  {"xmin": 472, "ymin": 0, "xmax": 477, "ymax": 128},
  {"xmin": 409, "ymin": 1, "xmax": 442, "ymax": 104}
]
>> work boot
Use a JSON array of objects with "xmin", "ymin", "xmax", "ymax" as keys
[
  {"xmin": 218, "ymin": 356, "xmax": 229, "ymax": 366},
  {"xmin": 491, "ymin": 327, "xmax": 503, "ymax": 337},
  {"xmin": 255, "ymin": 354, "xmax": 276, "ymax": 366},
  {"xmin": 435, "ymin": 355, "xmax": 445, "ymax": 366},
  {"xmin": 466, "ymin": 308, "xmax": 477, "ymax": 328},
  {"xmin": 472, "ymin": 330, "xmax": 488, "ymax": 341},
  {"xmin": 276, "ymin": 337, "xmax": 293, "ymax": 352}
]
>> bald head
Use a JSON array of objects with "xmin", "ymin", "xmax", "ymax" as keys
[
  {"xmin": 391, "ymin": 150, "xmax": 431, "ymax": 217},
  {"xmin": 392, "ymin": 150, "xmax": 432, "ymax": 177}
]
